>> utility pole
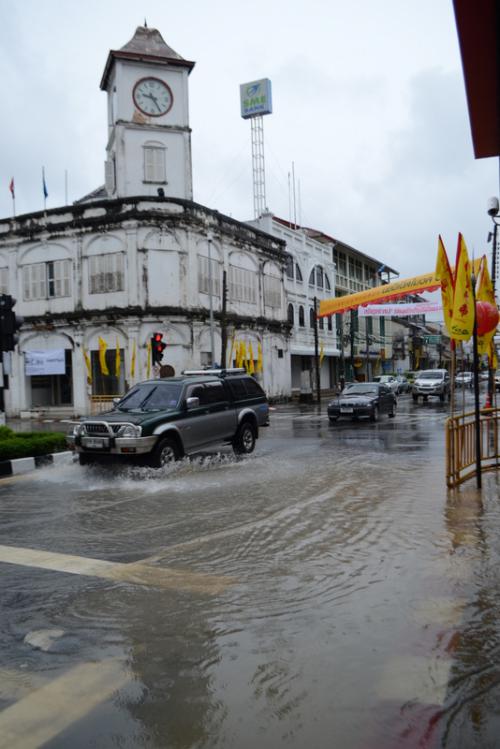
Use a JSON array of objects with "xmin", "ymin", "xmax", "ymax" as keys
[
  {"xmin": 220, "ymin": 271, "xmax": 228, "ymax": 368},
  {"xmin": 314, "ymin": 297, "xmax": 321, "ymax": 404}
]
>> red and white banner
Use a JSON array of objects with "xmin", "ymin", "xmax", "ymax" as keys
[{"xmin": 358, "ymin": 302, "xmax": 442, "ymax": 317}]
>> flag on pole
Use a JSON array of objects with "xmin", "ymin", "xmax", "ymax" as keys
[
  {"xmin": 9, "ymin": 178, "xmax": 14, "ymax": 199},
  {"xmin": 476, "ymin": 255, "xmax": 498, "ymax": 360},
  {"xmin": 146, "ymin": 340, "xmax": 152, "ymax": 378},
  {"xmin": 115, "ymin": 338, "xmax": 121, "ymax": 377},
  {"xmin": 248, "ymin": 341, "xmax": 255, "ymax": 374},
  {"xmin": 449, "ymin": 233, "xmax": 474, "ymax": 341},
  {"xmin": 42, "ymin": 167, "xmax": 48, "ymax": 199},
  {"xmin": 319, "ymin": 342, "xmax": 325, "ymax": 367},
  {"xmin": 434, "ymin": 235, "xmax": 454, "ymax": 337},
  {"xmin": 98, "ymin": 336, "xmax": 109, "ymax": 375},
  {"xmin": 257, "ymin": 341, "xmax": 263, "ymax": 373},
  {"xmin": 130, "ymin": 340, "xmax": 136, "ymax": 378},
  {"xmin": 83, "ymin": 347, "xmax": 92, "ymax": 384}
]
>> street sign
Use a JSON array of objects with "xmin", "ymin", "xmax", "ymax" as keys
[{"xmin": 424, "ymin": 335, "xmax": 441, "ymax": 344}]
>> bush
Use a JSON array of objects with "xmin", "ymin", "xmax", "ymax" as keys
[{"xmin": 0, "ymin": 430, "xmax": 68, "ymax": 461}]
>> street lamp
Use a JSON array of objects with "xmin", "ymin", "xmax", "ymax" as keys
[{"xmin": 207, "ymin": 230, "xmax": 215, "ymax": 366}]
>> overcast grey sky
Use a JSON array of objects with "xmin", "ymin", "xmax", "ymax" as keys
[{"xmin": 1, "ymin": 0, "xmax": 498, "ymax": 283}]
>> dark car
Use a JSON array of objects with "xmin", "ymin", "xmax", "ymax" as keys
[
  {"xmin": 327, "ymin": 382, "xmax": 397, "ymax": 423},
  {"xmin": 67, "ymin": 369, "xmax": 269, "ymax": 467}
]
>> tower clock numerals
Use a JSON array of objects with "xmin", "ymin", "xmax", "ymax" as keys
[{"xmin": 133, "ymin": 77, "xmax": 173, "ymax": 117}]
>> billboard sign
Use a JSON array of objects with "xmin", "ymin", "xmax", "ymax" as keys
[{"xmin": 240, "ymin": 79, "xmax": 272, "ymax": 119}]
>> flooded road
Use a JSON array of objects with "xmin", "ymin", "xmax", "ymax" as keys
[{"xmin": 1, "ymin": 394, "xmax": 500, "ymax": 748}]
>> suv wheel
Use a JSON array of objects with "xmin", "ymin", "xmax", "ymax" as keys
[
  {"xmin": 389, "ymin": 402, "xmax": 396, "ymax": 418},
  {"xmin": 233, "ymin": 421, "xmax": 256, "ymax": 455},
  {"xmin": 371, "ymin": 406, "xmax": 379, "ymax": 422},
  {"xmin": 148, "ymin": 436, "xmax": 179, "ymax": 468}
]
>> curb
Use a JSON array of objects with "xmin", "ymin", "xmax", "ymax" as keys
[{"xmin": 0, "ymin": 451, "xmax": 73, "ymax": 478}]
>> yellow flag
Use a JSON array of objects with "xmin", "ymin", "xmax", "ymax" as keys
[
  {"xmin": 257, "ymin": 341, "xmax": 263, "ymax": 373},
  {"xmin": 449, "ymin": 233, "xmax": 474, "ymax": 341},
  {"xmin": 319, "ymin": 342, "xmax": 325, "ymax": 367},
  {"xmin": 83, "ymin": 347, "xmax": 92, "ymax": 384},
  {"xmin": 146, "ymin": 340, "xmax": 151, "ymax": 378},
  {"xmin": 98, "ymin": 336, "xmax": 109, "ymax": 375},
  {"xmin": 435, "ymin": 235, "xmax": 454, "ymax": 337},
  {"xmin": 115, "ymin": 338, "xmax": 121, "ymax": 378},
  {"xmin": 248, "ymin": 341, "xmax": 255, "ymax": 374},
  {"xmin": 476, "ymin": 255, "xmax": 498, "ymax": 358},
  {"xmin": 130, "ymin": 340, "xmax": 136, "ymax": 378},
  {"xmin": 241, "ymin": 340, "xmax": 247, "ymax": 371}
]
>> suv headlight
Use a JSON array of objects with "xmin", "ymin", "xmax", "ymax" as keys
[
  {"xmin": 117, "ymin": 424, "xmax": 142, "ymax": 438},
  {"xmin": 72, "ymin": 423, "xmax": 85, "ymax": 437}
]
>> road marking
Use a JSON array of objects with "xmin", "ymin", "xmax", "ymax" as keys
[
  {"xmin": 0, "ymin": 660, "xmax": 129, "ymax": 749},
  {"xmin": 0, "ymin": 544, "xmax": 233, "ymax": 595}
]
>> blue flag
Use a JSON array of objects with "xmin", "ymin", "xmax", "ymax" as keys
[{"xmin": 42, "ymin": 168, "xmax": 48, "ymax": 199}]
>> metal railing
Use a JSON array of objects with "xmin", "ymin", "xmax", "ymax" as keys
[
  {"xmin": 90, "ymin": 395, "xmax": 121, "ymax": 415},
  {"xmin": 446, "ymin": 407, "xmax": 500, "ymax": 487}
]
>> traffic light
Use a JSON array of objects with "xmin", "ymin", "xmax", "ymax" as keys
[
  {"xmin": 151, "ymin": 332, "xmax": 167, "ymax": 365},
  {"xmin": 0, "ymin": 295, "xmax": 23, "ymax": 352}
]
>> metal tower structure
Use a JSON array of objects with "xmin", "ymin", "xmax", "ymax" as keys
[{"xmin": 250, "ymin": 116, "xmax": 266, "ymax": 218}]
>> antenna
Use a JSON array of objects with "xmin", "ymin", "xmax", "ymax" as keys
[{"xmin": 292, "ymin": 161, "xmax": 297, "ymax": 228}]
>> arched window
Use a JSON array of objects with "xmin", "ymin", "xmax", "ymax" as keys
[
  {"xmin": 285, "ymin": 255, "xmax": 294, "ymax": 280},
  {"xmin": 309, "ymin": 264, "xmax": 330, "ymax": 291},
  {"xmin": 299, "ymin": 306, "xmax": 305, "ymax": 327},
  {"xmin": 295, "ymin": 263, "xmax": 303, "ymax": 282},
  {"xmin": 287, "ymin": 303, "xmax": 294, "ymax": 325},
  {"xmin": 309, "ymin": 307, "xmax": 315, "ymax": 328}
]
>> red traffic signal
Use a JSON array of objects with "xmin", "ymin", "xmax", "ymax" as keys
[{"xmin": 151, "ymin": 332, "xmax": 167, "ymax": 365}]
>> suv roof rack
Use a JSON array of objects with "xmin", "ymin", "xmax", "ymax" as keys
[{"xmin": 181, "ymin": 368, "xmax": 247, "ymax": 377}]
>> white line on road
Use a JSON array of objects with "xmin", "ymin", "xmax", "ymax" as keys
[
  {"xmin": 0, "ymin": 660, "xmax": 129, "ymax": 749},
  {"xmin": 0, "ymin": 544, "xmax": 233, "ymax": 595}
]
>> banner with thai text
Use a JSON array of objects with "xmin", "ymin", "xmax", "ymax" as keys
[
  {"xmin": 358, "ymin": 302, "xmax": 442, "ymax": 317},
  {"xmin": 25, "ymin": 349, "xmax": 66, "ymax": 376}
]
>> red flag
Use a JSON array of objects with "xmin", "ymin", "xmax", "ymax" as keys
[{"xmin": 9, "ymin": 177, "xmax": 14, "ymax": 198}]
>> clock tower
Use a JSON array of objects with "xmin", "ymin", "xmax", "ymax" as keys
[{"xmin": 100, "ymin": 25, "xmax": 195, "ymax": 200}]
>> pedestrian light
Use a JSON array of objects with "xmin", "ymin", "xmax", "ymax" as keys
[
  {"xmin": 0, "ymin": 295, "xmax": 23, "ymax": 352},
  {"xmin": 151, "ymin": 332, "xmax": 167, "ymax": 365}
]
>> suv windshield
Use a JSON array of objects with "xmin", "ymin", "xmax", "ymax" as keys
[{"xmin": 117, "ymin": 383, "xmax": 182, "ymax": 412}]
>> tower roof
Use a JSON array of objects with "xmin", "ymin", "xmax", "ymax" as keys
[{"xmin": 100, "ymin": 25, "xmax": 195, "ymax": 89}]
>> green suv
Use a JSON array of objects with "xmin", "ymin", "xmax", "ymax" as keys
[{"xmin": 68, "ymin": 369, "xmax": 269, "ymax": 467}]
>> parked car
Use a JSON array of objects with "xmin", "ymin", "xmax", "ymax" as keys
[
  {"xmin": 372, "ymin": 375, "xmax": 399, "ymax": 394},
  {"xmin": 455, "ymin": 371, "xmax": 473, "ymax": 388},
  {"xmin": 327, "ymin": 382, "xmax": 397, "ymax": 423},
  {"xmin": 67, "ymin": 369, "xmax": 269, "ymax": 467},
  {"xmin": 412, "ymin": 369, "xmax": 450, "ymax": 402},
  {"xmin": 395, "ymin": 375, "xmax": 410, "ymax": 394}
]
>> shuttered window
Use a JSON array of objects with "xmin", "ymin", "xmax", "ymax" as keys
[
  {"xmin": 263, "ymin": 275, "xmax": 281, "ymax": 307},
  {"xmin": 229, "ymin": 265, "xmax": 256, "ymax": 304},
  {"xmin": 23, "ymin": 260, "xmax": 71, "ymax": 300},
  {"xmin": 143, "ymin": 145, "xmax": 166, "ymax": 183},
  {"xmin": 0, "ymin": 267, "xmax": 8, "ymax": 295},
  {"xmin": 89, "ymin": 253, "xmax": 124, "ymax": 294},
  {"xmin": 198, "ymin": 255, "xmax": 220, "ymax": 296}
]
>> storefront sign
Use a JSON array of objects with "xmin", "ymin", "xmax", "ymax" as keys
[{"xmin": 25, "ymin": 349, "xmax": 66, "ymax": 376}]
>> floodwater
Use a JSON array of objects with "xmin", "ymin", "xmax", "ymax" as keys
[{"xmin": 1, "ymin": 394, "xmax": 500, "ymax": 748}]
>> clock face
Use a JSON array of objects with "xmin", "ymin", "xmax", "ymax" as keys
[{"xmin": 133, "ymin": 77, "xmax": 173, "ymax": 117}]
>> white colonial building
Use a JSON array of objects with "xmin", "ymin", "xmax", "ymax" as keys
[{"xmin": 0, "ymin": 25, "xmax": 292, "ymax": 417}]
